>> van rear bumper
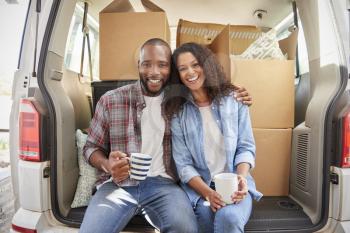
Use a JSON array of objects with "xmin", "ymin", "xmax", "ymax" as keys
[
  {"xmin": 11, "ymin": 208, "xmax": 77, "ymax": 233},
  {"xmin": 330, "ymin": 167, "xmax": 350, "ymax": 221},
  {"xmin": 318, "ymin": 218, "xmax": 350, "ymax": 233}
]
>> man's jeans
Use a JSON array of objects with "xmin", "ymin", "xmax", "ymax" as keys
[{"xmin": 79, "ymin": 176, "xmax": 198, "ymax": 233}]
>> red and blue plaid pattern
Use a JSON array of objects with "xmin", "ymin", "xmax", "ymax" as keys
[{"xmin": 83, "ymin": 81, "xmax": 178, "ymax": 186}]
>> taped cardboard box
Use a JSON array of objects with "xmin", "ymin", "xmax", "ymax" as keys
[
  {"xmin": 100, "ymin": 0, "xmax": 170, "ymax": 80},
  {"xmin": 251, "ymin": 128, "xmax": 292, "ymax": 196},
  {"xmin": 209, "ymin": 25, "xmax": 298, "ymax": 128},
  {"xmin": 232, "ymin": 59, "xmax": 294, "ymax": 128},
  {"xmin": 176, "ymin": 19, "xmax": 262, "ymax": 55}
]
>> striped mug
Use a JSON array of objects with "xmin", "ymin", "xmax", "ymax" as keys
[{"xmin": 129, "ymin": 153, "xmax": 152, "ymax": 181}]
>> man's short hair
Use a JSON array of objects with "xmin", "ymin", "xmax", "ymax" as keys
[{"xmin": 140, "ymin": 38, "xmax": 171, "ymax": 54}]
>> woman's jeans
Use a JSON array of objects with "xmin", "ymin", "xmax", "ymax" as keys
[
  {"xmin": 79, "ymin": 176, "xmax": 198, "ymax": 233},
  {"xmin": 194, "ymin": 194, "xmax": 252, "ymax": 233}
]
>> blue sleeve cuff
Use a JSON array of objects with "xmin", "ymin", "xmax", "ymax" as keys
[
  {"xmin": 180, "ymin": 165, "xmax": 201, "ymax": 183},
  {"xmin": 234, "ymin": 152, "xmax": 255, "ymax": 169}
]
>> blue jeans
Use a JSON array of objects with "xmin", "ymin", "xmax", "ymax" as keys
[
  {"xmin": 79, "ymin": 176, "xmax": 198, "ymax": 233},
  {"xmin": 194, "ymin": 194, "xmax": 252, "ymax": 233}
]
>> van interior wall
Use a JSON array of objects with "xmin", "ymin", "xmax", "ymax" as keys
[
  {"xmin": 290, "ymin": 0, "xmax": 344, "ymax": 224},
  {"xmin": 61, "ymin": 69, "xmax": 92, "ymax": 130},
  {"xmin": 295, "ymin": 73, "xmax": 311, "ymax": 126},
  {"xmin": 43, "ymin": 0, "xmax": 79, "ymax": 216}
]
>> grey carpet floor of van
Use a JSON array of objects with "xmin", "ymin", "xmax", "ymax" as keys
[{"xmin": 246, "ymin": 196, "xmax": 313, "ymax": 231}]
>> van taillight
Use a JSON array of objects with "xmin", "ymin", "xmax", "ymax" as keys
[
  {"xmin": 12, "ymin": 224, "xmax": 37, "ymax": 233},
  {"xmin": 341, "ymin": 111, "xmax": 350, "ymax": 167},
  {"xmin": 19, "ymin": 99, "xmax": 41, "ymax": 162}
]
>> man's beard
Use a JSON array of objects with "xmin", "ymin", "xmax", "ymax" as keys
[{"xmin": 140, "ymin": 75, "xmax": 168, "ymax": 97}]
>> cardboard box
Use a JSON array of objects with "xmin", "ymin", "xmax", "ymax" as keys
[
  {"xmin": 99, "ymin": 0, "xmax": 170, "ymax": 80},
  {"xmin": 209, "ymin": 25, "xmax": 298, "ymax": 128},
  {"xmin": 232, "ymin": 59, "xmax": 295, "ymax": 128},
  {"xmin": 176, "ymin": 19, "xmax": 262, "ymax": 55},
  {"xmin": 251, "ymin": 128, "xmax": 292, "ymax": 196}
]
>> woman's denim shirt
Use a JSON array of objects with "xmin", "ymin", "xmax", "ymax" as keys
[{"xmin": 171, "ymin": 94, "xmax": 263, "ymax": 207}]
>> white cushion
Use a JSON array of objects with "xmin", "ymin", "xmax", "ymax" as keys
[{"xmin": 71, "ymin": 129, "xmax": 98, "ymax": 208}]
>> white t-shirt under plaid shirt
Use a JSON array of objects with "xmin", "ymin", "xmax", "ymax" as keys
[{"xmin": 141, "ymin": 93, "xmax": 172, "ymax": 179}]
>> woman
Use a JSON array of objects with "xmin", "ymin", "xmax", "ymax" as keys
[{"xmin": 165, "ymin": 43, "xmax": 262, "ymax": 233}]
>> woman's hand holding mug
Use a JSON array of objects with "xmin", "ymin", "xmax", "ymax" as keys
[
  {"xmin": 206, "ymin": 189, "xmax": 226, "ymax": 212},
  {"xmin": 231, "ymin": 175, "xmax": 248, "ymax": 204}
]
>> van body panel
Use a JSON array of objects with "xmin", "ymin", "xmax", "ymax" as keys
[
  {"xmin": 8, "ymin": 0, "xmax": 350, "ymax": 232},
  {"xmin": 336, "ymin": 221, "xmax": 350, "ymax": 233},
  {"xmin": 10, "ymin": 0, "xmax": 55, "ymax": 211},
  {"xmin": 320, "ymin": 220, "xmax": 350, "ymax": 233},
  {"xmin": 12, "ymin": 208, "xmax": 49, "ymax": 232},
  {"xmin": 11, "ymin": 208, "xmax": 78, "ymax": 233},
  {"xmin": 331, "ymin": 167, "xmax": 350, "ymax": 221},
  {"xmin": 18, "ymin": 160, "xmax": 50, "ymax": 212}
]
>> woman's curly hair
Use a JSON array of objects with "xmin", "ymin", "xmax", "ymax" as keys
[{"xmin": 164, "ymin": 42, "xmax": 235, "ymax": 118}]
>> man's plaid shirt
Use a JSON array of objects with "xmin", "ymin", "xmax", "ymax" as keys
[{"xmin": 83, "ymin": 81, "xmax": 178, "ymax": 186}]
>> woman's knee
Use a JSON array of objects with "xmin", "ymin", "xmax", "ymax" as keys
[{"xmin": 215, "ymin": 206, "xmax": 248, "ymax": 230}]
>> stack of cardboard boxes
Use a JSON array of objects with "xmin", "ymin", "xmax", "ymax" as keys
[{"xmin": 99, "ymin": 0, "xmax": 297, "ymax": 196}]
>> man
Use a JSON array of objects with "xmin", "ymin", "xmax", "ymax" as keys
[{"xmin": 80, "ymin": 38, "xmax": 252, "ymax": 233}]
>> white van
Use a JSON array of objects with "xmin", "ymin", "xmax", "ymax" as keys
[{"xmin": 9, "ymin": 0, "xmax": 350, "ymax": 232}]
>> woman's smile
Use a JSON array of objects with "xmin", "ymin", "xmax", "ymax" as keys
[
  {"xmin": 187, "ymin": 75, "xmax": 199, "ymax": 82},
  {"xmin": 177, "ymin": 52, "xmax": 205, "ymax": 92}
]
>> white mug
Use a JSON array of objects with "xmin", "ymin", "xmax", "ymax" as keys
[
  {"xmin": 129, "ymin": 153, "xmax": 152, "ymax": 181},
  {"xmin": 213, "ymin": 173, "xmax": 238, "ymax": 204}
]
